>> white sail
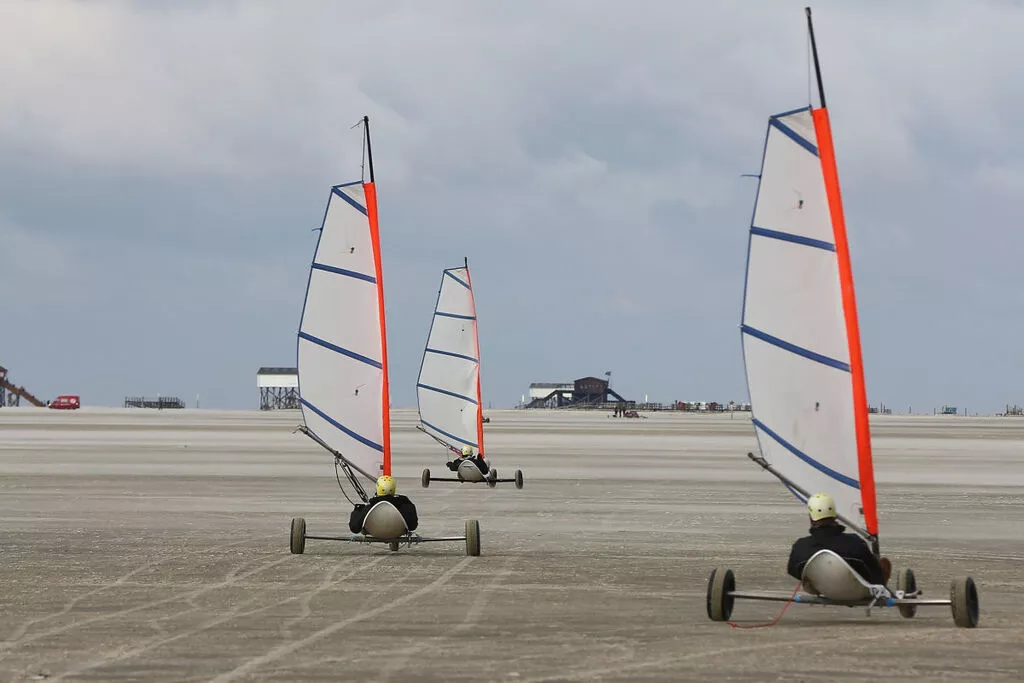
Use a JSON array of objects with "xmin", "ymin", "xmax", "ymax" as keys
[
  {"xmin": 741, "ymin": 106, "xmax": 873, "ymax": 529},
  {"xmin": 416, "ymin": 265, "xmax": 483, "ymax": 452},
  {"xmin": 297, "ymin": 181, "xmax": 388, "ymax": 480}
]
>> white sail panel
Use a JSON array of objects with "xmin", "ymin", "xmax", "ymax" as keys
[
  {"xmin": 753, "ymin": 109, "xmax": 834, "ymax": 245},
  {"xmin": 741, "ymin": 107, "xmax": 865, "ymax": 525},
  {"xmin": 298, "ymin": 182, "xmax": 385, "ymax": 479},
  {"xmin": 416, "ymin": 267, "xmax": 481, "ymax": 450},
  {"xmin": 744, "ymin": 233, "xmax": 847, "ymax": 363}
]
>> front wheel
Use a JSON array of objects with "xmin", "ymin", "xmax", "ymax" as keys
[
  {"xmin": 421, "ymin": 468, "xmax": 431, "ymax": 488},
  {"xmin": 514, "ymin": 470, "xmax": 524, "ymax": 489},
  {"xmin": 706, "ymin": 567, "xmax": 735, "ymax": 621},
  {"xmin": 290, "ymin": 517, "xmax": 306, "ymax": 555},
  {"xmin": 951, "ymin": 576, "xmax": 979, "ymax": 628},
  {"xmin": 897, "ymin": 568, "xmax": 917, "ymax": 618},
  {"xmin": 465, "ymin": 520, "xmax": 481, "ymax": 556}
]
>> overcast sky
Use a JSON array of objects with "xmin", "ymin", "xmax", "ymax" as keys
[{"xmin": 2, "ymin": 0, "xmax": 1023, "ymax": 413}]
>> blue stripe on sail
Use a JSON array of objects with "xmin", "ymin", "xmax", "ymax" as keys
[
  {"xmin": 417, "ymin": 383, "xmax": 478, "ymax": 405},
  {"xmin": 425, "ymin": 347, "xmax": 479, "ymax": 363},
  {"xmin": 753, "ymin": 418, "xmax": 860, "ymax": 490},
  {"xmin": 332, "ymin": 186, "xmax": 368, "ymax": 215},
  {"xmin": 311, "ymin": 263, "xmax": 377, "ymax": 283},
  {"xmin": 444, "ymin": 269, "xmax": 471, "ymax": 289},
  {"xmin": 421, "ymin": 419, "xmax": 478, "ymax": 449},
  {"xmin": 299, "ymin": 332, "xmax": 382, "ymax": 369},
  {"xmin": 741, "ymin": 325, "xmax": 850, "ymax": 372},
  {"xmin": 300, "ymin": 398, "xmax": 384, "ymax": 452},
  {"xmin": 770, "ymin": 117, "xmax": 818, "ymax": 156},
  {"xmin": 750, "ymin": 226, "xmax": 835, "ymax": 252},
  {"xmin": 771, "ymin": 105, "xmax": 812, "ymax": 119},
  {"xmin": 435, "ymin": 311, "xmax": 476, "ymax": 321}
]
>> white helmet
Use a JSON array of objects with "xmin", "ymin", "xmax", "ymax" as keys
[
  {"xmin": 807, "ymin": 492, "xmax": 836, "ymax": 521},
  {"xmin": 461, "ymin": 446, "xmax": 474, "ymax": 457}
]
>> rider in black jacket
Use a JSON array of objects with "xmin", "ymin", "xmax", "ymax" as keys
[
  {"xmin": 349, "ymin": 476, "xmax": 418, "ymax": 533},
  {"xmin": 787, "ymin": 492, "xmax": 891, "ymax": 585},
  {"xmin": 446, "ymin": 445, "xmax": 489, "ymax": 475}
]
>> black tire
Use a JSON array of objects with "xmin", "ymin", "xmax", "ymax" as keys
[
  {"xmin": 389, "ymin": 540, "xmax": 400, "ymax": 552},
  {"xmin": 897, "ymin": 568, "xmax": 917, "ymax": 618},
  {"xmin": 421, "ymin": 468, "xmax": 431, "ymax": 488},
  {"xmin": 514, "ymin": 470, "xmax": 524, "ymax": 489},
  {"xmin": 951, "ymin": 576, "xmax": 979, "ymax": 628},
  {"xmin": 486, "ymin": 471, "xmax": 496, "ymax": 488},
  {"xmin": 706, "ymin": 567, "xmax": 735, "ymax": 621},
  {"xmin": 290, "ymin": 517, "xmax": 306, "ymax": 555},
  {"xmin": 465, "ymin": 520, "xmax": 481, "ymax": 556}
]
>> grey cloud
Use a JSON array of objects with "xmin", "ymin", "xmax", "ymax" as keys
[{"xmin": 2, "ymin": 0, "xmax": 1023, "ymax": 412}]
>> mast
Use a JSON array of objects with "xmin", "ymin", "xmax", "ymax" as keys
[
  {"xmin": 805, "ymin": 7, "xmax": 827, "ymax": 109},
  {"xmin": 465, "ymin": 257, "xmax": 485, "ymax": 456},
  {"xmin": 804, "ymin": 7, "xmax": 879, "ymax": 551},
  {"xmin": 362, "ymin": 115, "xmax": 391, "ymax": 477},
  {"xmin": 363, "ymin": 115, "xmax": 375, "ymax": 183}
]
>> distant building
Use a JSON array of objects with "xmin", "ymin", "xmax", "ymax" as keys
[
  {"xmin": 528, "ymin": 382, "xmax": 574, "ymax": 402},
  {"xmin": 523, "ymin": 376, "xmax": 630, "ymax": 409},
  {"xmin": 258, "ymin": 367, "xmax": 299, "ymax": 410}
]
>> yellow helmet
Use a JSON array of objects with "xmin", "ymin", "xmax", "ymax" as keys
[
  {"xmin": 807, "ymin": 492, "xmax": 836, "ymax": 521},
  {"xmin": 376, "ymin": 475, "xmax": 396, "ymax": 497},
  {"xmin": 461, "ymin": 446, "xmax": 474, "ymax": 457}
]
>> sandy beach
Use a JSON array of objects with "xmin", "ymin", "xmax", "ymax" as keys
[{"xmin": 1, "ymin": 407, "xmax": 1021, "ymax": 681}]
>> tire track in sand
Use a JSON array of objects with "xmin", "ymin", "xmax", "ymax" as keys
[
  {"xmin": 374, "ymin": 558, "xmax": 515, "ymax": 682},
  {"xmin": 1, "ymin": 534, "xmax": 271, "ymax": 647},
  {"xmin": 0, "ymin": 551, "xmax": 293, "ymax": 658},
  {"xmin": 49, "ymin": 557, "xmax": 387, "ymax": 681},
  {"xmin": 208, "ymin": 557, "xmax": 473, "ymax": 682}
]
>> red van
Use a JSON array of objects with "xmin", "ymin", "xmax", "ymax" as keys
[{"xmin": 49, "ymin": 395, "xmax": 81, "ymax": 410}]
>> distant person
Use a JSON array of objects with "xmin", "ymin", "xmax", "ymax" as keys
[
  {"xmin": 787, "ymin": 493, "xmax": 891, "ymax": 586},
  {"xmin": 349, "ymin": 475, "xmax": 418, "ymax": 533},
  {"xmin": 447, "ymin": 445, "xmax": 489, "ymax": 475}
]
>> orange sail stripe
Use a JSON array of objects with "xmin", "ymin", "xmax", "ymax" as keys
[
  {"xmin": 465, "ymin": 266, "xmax": 485, "ymax": 457},
  {"xmin": 364, "ymin": 182, "xmax": 391, "ymax": 477},
  {"xmin": 811, "ymin": 107, "xmax": 877, "ymax": 535}
]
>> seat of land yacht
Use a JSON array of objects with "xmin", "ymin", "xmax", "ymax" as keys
[
  {"xmin": 360, "ymin": 500, "xmax": 409, "ymax": 539},
  {"xmin": 801, "ymin": 549, "xmax": 888, "ymax": 602}
]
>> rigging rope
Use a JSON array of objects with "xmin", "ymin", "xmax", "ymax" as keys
[{"xmin": 334, "ymin": 457, "xmax": 356, "ymax": 505}]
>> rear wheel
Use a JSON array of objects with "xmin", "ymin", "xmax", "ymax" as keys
[
  {"xmin": 290, "ymin": 517, "xmax": 306, "ymax": 555},
  {"xmin": 951, "ymin": 576, "xmax": 979, "ymax": 628},
  {"xmin": 465, "ymin": 520, "xmax": 481, "ymax": 556},
  {"xmin": 421, "ymin": 468, "xmax": 431, "ymax": 488},
  {"xmin": 897, "ymin": 568, "xmax": 917, "ymax": 618},
  {"xmin": 706, "ymin": 567, "xmax": 735, "ymax": 621},
  {"xmin": 514, "ymin": 470, "xmax": 524, "ymax": 489},
  {"xmin": 389, "ymin": 540, "xmax": 400, "ymax": 552}
]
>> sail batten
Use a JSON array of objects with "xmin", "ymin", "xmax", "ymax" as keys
[
  {"xmin": 417, "ymin": 383, "xmax": 479, "ymax": 405},
  {"xmin": 741, "ymin": 325, "xmax": 850, "ymax": 372},
  {"xmin": 749, "ymin": 226, "xmax": 835, "ymax": 252},
  {"xmin": 310, "ymin": 262, "xmax": 377, "ymax": 283},
  {"xmin": 425, "ymin": 348, "xmax": 479, "ymax": 363},
  {"xmin": 416, "ymin": 264, "xmax": 484, "ymax": 455},
  {"xmin": 741, "ymin": 104, "xmax": 876, "ymax": 534}
]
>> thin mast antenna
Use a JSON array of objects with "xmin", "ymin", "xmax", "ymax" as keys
[
  {"xmin": 363, "ymin": 115, "xmax": 375, "ymax": 183},
  {"xmin": 805, "ymin": 7, "xmax": 827, "ymax": 109}
]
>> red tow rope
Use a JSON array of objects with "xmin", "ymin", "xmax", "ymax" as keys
[{"xmin": 727, "ymin": 581, "xmax": 803, "ymax": 629}]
